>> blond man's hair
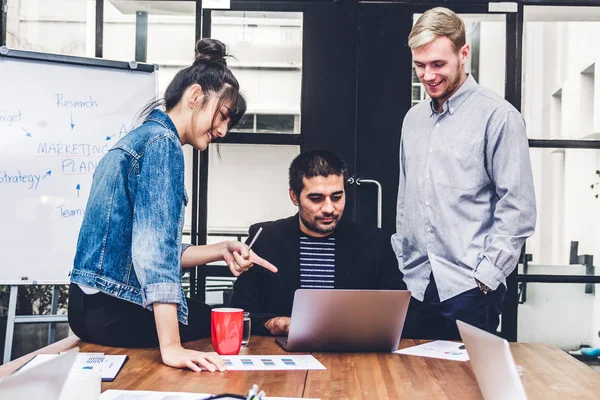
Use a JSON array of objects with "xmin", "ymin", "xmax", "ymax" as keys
[{"xmin": 408, "ymin": 7, "xmax": 466, "ymax": 52}]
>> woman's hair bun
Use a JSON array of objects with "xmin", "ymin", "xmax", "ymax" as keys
[{"xmin": 194, "ymin": 38, "xmax": 228, "ymax": 66}]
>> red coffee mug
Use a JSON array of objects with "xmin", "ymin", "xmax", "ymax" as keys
[{"xmin": 211, "ymin": 308, "xmax": 244, "ymax": 355}]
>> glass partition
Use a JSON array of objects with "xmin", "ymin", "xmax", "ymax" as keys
[
  {"xmin": 521, "ymin": 5, "xmax": 600, "ymax": 352},
  {"xmin": 211, "ymin": 11, "xmax": 303, "ymax": 134},
  {"xmin": 6, "ymin": 0, "xmax": 96, "ymax": 56},
  {"xmin": 207, "ymin": 144, "xmax": 300, "ymax": 234},
  {"xmin": 523, "ymin": 6, "xmax": 600, "ymax": 140},
  {"xmin": 517, "ymin": 282, "xmax": 598, "ymax": 352}
]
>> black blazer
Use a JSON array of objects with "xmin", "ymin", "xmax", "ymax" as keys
[{"xmin": 229, "ymin": 215, "xmax": 407, "ymax": 335}]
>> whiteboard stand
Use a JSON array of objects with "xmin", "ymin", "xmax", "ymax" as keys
[
  {"xmin": 3, "ymin": 284, "xmax": 69, "ymax": 364},
  {"xmin": 49, "ymin": 285, "xmax": 60, "ymax": 344}
]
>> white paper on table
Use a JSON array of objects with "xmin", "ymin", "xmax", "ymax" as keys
[
  {"xmin": 18, "ymin": 353, "xmax": 128, "ymax": 381},
  {"xmin": 220, "ymin": 355, "xmax": 326, "ymax": 371},
  {"xmin": 100, "ymin": 390, "xmax": 320, "ymax": 400},
  {"xmin": 0, "ymin": 350, "xmax": 78, "ymax": 400},
  {"xmin": 101, "ymin": 391, "xmax": 210, "ymax": 400},
  {"xmin": 394, "ymin": 340, "xmax": 470, "ymax": 361}
]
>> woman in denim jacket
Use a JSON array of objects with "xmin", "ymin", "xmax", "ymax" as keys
[{"xmin": 68, "ymin": 38, "xmax": 277, "ymax": 372}]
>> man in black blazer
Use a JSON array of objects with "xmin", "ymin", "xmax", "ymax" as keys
[{"xmin": 230, "ymin": 149, "xmax": 406, "ymax": 336}]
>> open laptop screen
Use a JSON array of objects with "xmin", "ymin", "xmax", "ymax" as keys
[{"xmin": 278, "ymin": 289, "xmax": 411, "ymax": 352}]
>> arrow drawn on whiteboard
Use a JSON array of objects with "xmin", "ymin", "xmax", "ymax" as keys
[
  {"xmin": 106, "ymin": 134, "xmax": 115, "ymax": 141},
  {"xmin": 70, "ymin": 113, "xmax": 75, "ymax": 130},
  {"xmin": 21, "ymin": 127, "xmax": 32, "ymax": 137},
  {"xmin": 43, "ymin": 170, "xmax": 52, "ymax": 179},
  {"xmin": 76, "ymin": 184, "xmax": 81, "ymax": 197}
]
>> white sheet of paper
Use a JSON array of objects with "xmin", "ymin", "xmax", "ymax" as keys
[
  {"xmin": 219, "ymin": 355, "xmax": 326, "ymax": 371},
  {"xmin": 100, "ymin": 390, "xmax": 320, "ymax": 400},
  {"xmin": 394, "ymin": 340, "xmax": 470, "ymax": 361},
  {"xmin": 0, "ymin": 350, "xmax": 78, "ymax": 400},
  {"xmin": 19, "ymin": 353, "xmax": 128, "ymax": 381}
]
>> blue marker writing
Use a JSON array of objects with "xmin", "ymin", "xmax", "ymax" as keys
[
  {"xmin": 37, "ymin": 143, "xmax": 108, "ymax": 156},
  {"xmin": 57, "ymin": 204, "xmax": 85, "ymax": 219},
  {"xmin": 107, "ymin": 125, "xmax": 129, "ymax": 141},
  {"xmin": 0, "ymin": 110, "xmax": 23, "ymax": 126},
  {"xmin": 0, "ymin": 170, "xmax": 42, "ymax": 190},
  {"xmin": 61, "ymin": 159, "xmax": 98, "ymax": 174},
  {"xmin": 56, "ymin": 94, "xmax": 98, "ymax": 108}
]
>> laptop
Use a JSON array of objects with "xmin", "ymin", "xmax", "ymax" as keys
[
  {"xmin": 456, "ymin": 320, "xmax": 528, "ymax": 400},
  {"xmin": 275, "ymin": 289, "xmax": 411, "ymax": 352},
  {"xmin": 0, "ymin": 348, "xmax": 78, "ymax": 399}
]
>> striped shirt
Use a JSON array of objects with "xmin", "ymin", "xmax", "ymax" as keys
[{"xmin": 299, "ymin": 234, "xmax": 335, "ymax": 289}]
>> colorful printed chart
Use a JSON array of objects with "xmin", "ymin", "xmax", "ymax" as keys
[
  {"xmin": 219, "ymin": 355, "xmax": 326, "ymax": 371},
  {"xmin": 394, "ymin": 340, "xmax": 470, "ymax": 362},
  {"xmin": 17, "ymin": 352, "xmax": 128, "ymax": 381}
]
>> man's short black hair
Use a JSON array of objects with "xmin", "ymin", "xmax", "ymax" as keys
[{"xmin": 289, "ymin": 149, "xmax": 348, "ymax": 197}]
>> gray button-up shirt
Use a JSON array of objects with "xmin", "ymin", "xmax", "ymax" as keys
[{"xmin": 391, "ymin": 74, "xmax": 536, "ymax": 302}]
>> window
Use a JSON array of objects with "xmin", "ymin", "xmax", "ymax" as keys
[
  {"xmin": 231, "ymin": 113, "xmax": 299, "ymax": 134},
  {"xmin": 212, "ymin": 11, "xmax": 303, "ymax": 134},
  {"xmin": 519, "ymin": 5, "xmax": 600, "ymax": 351},
  {"xmin": 6, "ymin": 0, "xmax": 95, "ymax": 56},
  {"xmin": 411, "ymin": 67, "xmax": 426, "ymax": 107},
  {"xmin": 205, "ymin": 10, "xmax": 304, "ymax": 240}
]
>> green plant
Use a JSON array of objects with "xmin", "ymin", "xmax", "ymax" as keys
[{"xmin": 591, "ymin": 170, "xmax": 600, "ymax": 199}]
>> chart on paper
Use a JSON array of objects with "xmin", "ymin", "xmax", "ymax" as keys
[
  {"xmin": 218, "ymin": 355, "xmax": 325, "ymax": 371},
  {"xmin": 394, "ymin": 340, "xmax": 470, "ymax": 362},
  {"xmin": 18, "ymin": 352, "xmax": 128, "ymax": 381}
]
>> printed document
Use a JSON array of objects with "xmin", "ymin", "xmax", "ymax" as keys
[
  {"xmin": 218, "ymin": 354, "xmax": 325, "ymax": 371},
  {"xmin": 394, "ymin": 340, "xmax": 470, "ymax": 361},
  {"xmin": 18, "ymin": 352, "xmax": 127, "ymax": 381}
]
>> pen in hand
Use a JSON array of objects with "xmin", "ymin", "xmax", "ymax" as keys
[
  {"xmin": 247, "ymin": 227, "xmax": 263, "ymax": 250},
  {"xmin": 243, "ymin": 227, "xmax": 277, "ymax": 273}
]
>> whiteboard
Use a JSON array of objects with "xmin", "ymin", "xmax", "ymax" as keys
[{"xmin": 0, "ymin": 49, "xmax": 157, "ymax": 284}]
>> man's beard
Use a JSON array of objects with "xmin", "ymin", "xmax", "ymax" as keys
[
  {"xmin": 428, "ymin": 68, "xmax": 463, "ymax": 102},
  {"xmin": 299, "ymin": 212, "xmax": 339, "ymax": 236}
]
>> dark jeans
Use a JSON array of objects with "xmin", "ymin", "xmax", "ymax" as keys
[
  {"xmin": 402, "ymin": 274, "xmax": 506, "ymax": 340},
  {"xmin": 68, "ymin": 283, "xmax": 212, "ymax": 348}
]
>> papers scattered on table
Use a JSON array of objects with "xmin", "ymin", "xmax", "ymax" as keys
[
  {"xmin": 100, "ymin": 390, "xmax": 320, "ymax": 400},
  {"xmin": 18, "ymin": 352, "xmax": 128, "ymax": 381},
  {"xmin": 219, "ymin": 355, "xmax": 326, "ymax": 371},
  {"xmin": 394, "ymin": 340, "xmax": 470, "ymax": 362},
  {"xmin": 0, "ymin": 350, "xmax": 78, "ymax": 400}
]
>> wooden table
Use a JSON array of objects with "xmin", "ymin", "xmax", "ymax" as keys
[{"xmin": 1, "ymin": 336, "xmax": 599, "ymax": 399}]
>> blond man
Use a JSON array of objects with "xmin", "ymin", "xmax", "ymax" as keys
[{"xmin": 392, "ymin": 7, "xmax": 536, "ymax": 340}]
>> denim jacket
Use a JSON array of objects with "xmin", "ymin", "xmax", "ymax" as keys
[{"xmin": 71, "ymin": 109, "xmax": 190, "ymax": 324}]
